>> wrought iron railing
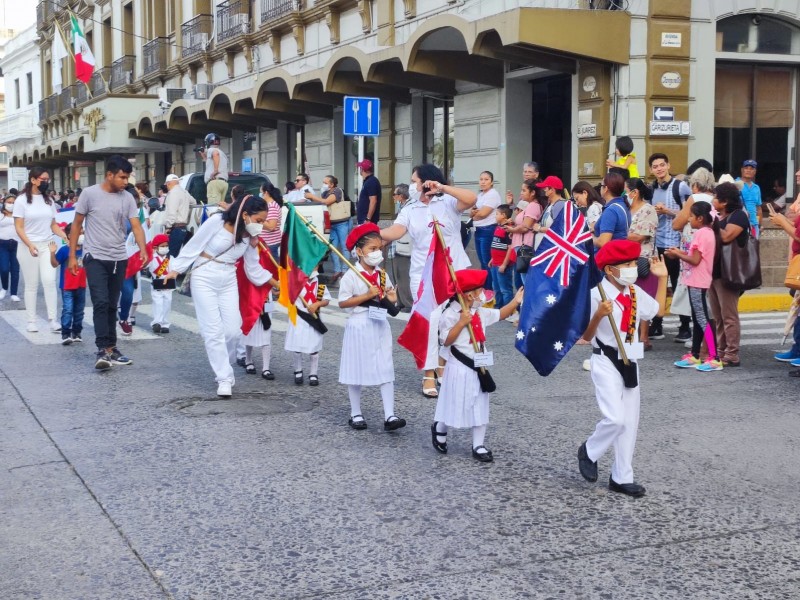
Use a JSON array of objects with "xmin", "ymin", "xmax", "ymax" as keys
[
  {"xmin": 143, "ymin": 37, "xmax": 171, "ymax": 75},
  {"xmin": 75, "ymin": 81, "xmax": 88, "ymax": 105},
  {"xmin": 39, "ymin": 99, "xmax": 47, "ymax": 122},
  {"xmin": 58, "ymin": 86, "xmax": 74, "ymax": 112},
  {"xmin": 261, "ymin": 0, "xmax": 295, "ymax": 23},
  {"xmin": 181, "ymin": 14, "xmax": 213, "ymax": 58},
  {"xmin": 110, "ymin": 55, "xmax": 135, "ymax": 90},
  {"xmin": 36, "ymin": 1, "xmax": 57, "ymax": 30},
  {"xmin": 46, "ymin": 94, "xmax": 59, "ymax": 118},
  {"xmin": 91, "ymin": 67, "xmax": 112, "ymax": 96},
  {"xmin": 218, "ymin": 0, "xmax": 252, "ymax": 43}
]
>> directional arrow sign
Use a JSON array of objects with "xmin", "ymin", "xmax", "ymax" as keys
[{"xmin": 653, "ymin": 106, "xmax": 675, "ymax": 121}]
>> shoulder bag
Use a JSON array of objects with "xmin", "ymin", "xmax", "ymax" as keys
[
  {"xmin": 515, "ymin": 244, "xmax": 535, "ymax": 274},
  {"xmin": 785, "ymin": 254, "xmax": 800, "ymax": 291},
  {"xmin": 327, "ymin": 188, "xmax": 351, "ymax": 222},
  {"xmin": 719, "ymin": 212, "xmax": 762, "ymax": 291}
]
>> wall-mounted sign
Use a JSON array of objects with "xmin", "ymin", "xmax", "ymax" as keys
[
  {"xmin": 582, "ymin": 76, "xmax": 597, "ymax": 92},
  {"xmin": 652, "ymin": 106, "xmax": 675, "ymax": 121},
  {"xmin": 661, "ymin": 72, "xmax": 682, "ymax": 89},
  {"xmin": 661, "ymin": 32, "xmax": 682, "ymax": 48},
  {"xmin": 649, "ymin": 121, "xmax": 691, "ymax": 136},
  {"xmin": 241, "ymin": 157, "xmax": 253, "ymax": 173},
  {"xmin": 577, "ymin": 124, "xmax": 597, "ymax": 139}
]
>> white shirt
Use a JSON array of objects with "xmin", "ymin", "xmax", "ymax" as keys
[
  {"xmin": 164, "ymin": 185, "xmax": 193, "ymax": 228},
  {"xmin": 439, "ymin": 302, "xmax": 500, "ymax": 358},
  {"xmin": 204, "ymin": 147, "xmax": 229, "ymax": 183},
  {"xmin": 590, "ymin": 279, "xmax": 660, "ymax": 349},
  {"xmin": 473, "ymin": 188, "xmax": 502, "ymax": 228},
  {"xmin": 394, "ymin": 194, "xmax": 471, "ymax": 286},
  {"xmin": 0, "ymin": 213, "xmax": 19, "ymax": 241},
  {"xmin": 286, "ymin": 184, "xmax": 314, "ymax": 204},
  {"xmin": 338, "ymin": 267, "xmax": 393, "ymax": 314},
  {"xmin": 12, "ymin": 194, "xmax": 57, "ymax": 243}
]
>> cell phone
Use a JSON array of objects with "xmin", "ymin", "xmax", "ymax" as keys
[{"xmin": 766, "ymin": 203, "xmax": 776, "ymax": 215}]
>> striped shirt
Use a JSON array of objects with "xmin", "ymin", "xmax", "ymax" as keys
[{"xmin": 260, "ymin": 200, "xmax": 282, "ymax": 247}]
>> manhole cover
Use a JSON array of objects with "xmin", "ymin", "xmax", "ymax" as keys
[{"xmin": 168, "ymin": 392, "xmax": 318, "ymax": 417}]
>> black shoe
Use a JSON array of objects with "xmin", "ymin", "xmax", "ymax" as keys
[
  {"xmin": 649, "ymin": 326, "xmax": 664, "ymax": 340},
  {"xmin": 723, "ymin": 359, "xmax": 741, "ymax": 368},
  {"xmin": 245, "ymin": 362, "xmax": 256, "ymax": 375},
  {"xmin": 609, "ymin": 476, "xmax": 646, "ymax": 497},
  {"xmin": 152, "ymin": 323, "xmax": 161, "ymax": 333},
  {"xmin": 674, "ymin": 329, "xmax": 692, "ymax": 343},
  {"xmin": 109, "ymin": 347, "xmax": 132, "ymax": 365},
  {"xmin": 384, "ymin": 416, "xmax": 406, "ymax": 431},
  {"xmin": 262, "ymin": 370, "xmax": 275, "ymax": 380},
  {"xmin": 236, "ymin": 357, "xmax": 246, "ymax": 368},
  {"xmin": 61, "ymin": 335, "xmax": 73, "ymax": 346},
  {"xmin": 431, "ymin": 422, "xmax": 447, "ymax": 454},
  {"xmin": 578, "ymin": 442, "xmax": 598, "ymax": 482},
  {"xmin": 94, "ymin": 351, "xmax": 112, "ymax": 371},
  {"xmin": 348, "ymin": 414, "xmax": 367, "ymax": 430},
  {"xmin": 472, "ymin": 445, "xmax": 494, "ymax": 463},
  {"xmin": 294, "ymin": 371, "xmax": 303, "ymax": 385},
  {"xmin": 161, "ymin": 327, "xmax": 169, "ymax": 334},
  {"xmin": 309, "ymin": 375, "xmax": 319, "ymax": 387}
]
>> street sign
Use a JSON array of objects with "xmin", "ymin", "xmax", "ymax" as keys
[
  {"xmin": 653, "ymin": 106, "xmax": 674, "ymax": 121},
  {"xmin": 577, "ymin": 124, "xmax": 597, "ymax": 139},
  {"xmin": 343, "ymin": 96, "xmax": 380, "ymax": 137},
  {"xmin": 649, "ymin": 121, "xmax": 691, "ymax": 136},
  {"xmin": 241, "ymin": 157, "xmax": 253, "ymax": 173},
  {"xmin": 9, "ymin": 167, "xmax": 28, "ymax": 183}
]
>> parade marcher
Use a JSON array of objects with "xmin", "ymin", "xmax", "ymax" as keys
[
  {"xmin": 338, "ymin": 223, "xmax": 405, "ymax": 431},
  {"xmin": 0, "ymin": 193, "xmax": 21, "ymax": 302},
  {"xmin": 242, "ymin": 291, "xmax": 277, "ymax": 380},
  {"xmin": 70, "ymin": 156, "xmax": 147, "ymax": 370},
  {"xmin": 431, "ymin": 269, "xmax": 524, "ymax": 463},
  {"xmin": 285, "ymin": 265, "xmax": 331, "ymax": 386},
  {"xmin": 49, "ymin": 224, "xmax": 86, "ymax": 345},
  {"xmin": 163, "ymin": 195, "xmax": 274, "ymax": 397},
  {"xmin": 197, "ymin": 133, "xmax": 229, "ymax": 206},
  {"xmin": 163, "ymin": 173, "xmax": 193, "ymax": 258},
  {"xmin": 148, "ymin": 234, "xmax": 175, "ymax": 334},
  {"xmin": 577, "ymin": 240, "xmax": 668, "ymax": 497}
]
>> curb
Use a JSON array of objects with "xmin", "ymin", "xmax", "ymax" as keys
[{"xmin": 666, "ymin": 290, "xmax": 794, "ymax": 314}]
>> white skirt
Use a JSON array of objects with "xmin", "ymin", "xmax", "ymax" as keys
[
  {"xmin": 284, "ymin": 312, "xmax": 324, "ymax": 354},
  {"xmin": 434, "ymin": 351, "xmax": 489, "ymax": 428},
  {"xmin": 243, "ymin": 318, "xmax": 272, "ymax": 347},
  {"xmin": 338, "ymin": 312, "xmax": 394, "ymax": 386}
]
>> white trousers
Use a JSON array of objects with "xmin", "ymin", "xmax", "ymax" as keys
[
  {"xmin": 17, "ymin": 241, "xmax": 58, "ymax": 322},
  {"xmin": 190, "ymin": 261, "xmax": 241, "ymax": 385},
  {"xmin": 585, "ymin": 354, "xmax": 641, "ymax": 484},
  {"xmin": 151, "ymin": 289, "xmax": 173, "ymax": 328}
]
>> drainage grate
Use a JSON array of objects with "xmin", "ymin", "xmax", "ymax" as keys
[{"xmin": 168, "ymin": 392, "xmax": 318, "ymax": 417}]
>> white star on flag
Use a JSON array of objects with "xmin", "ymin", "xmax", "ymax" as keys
[
  {"xmin": 530, "ymin": 325, "xmax": 537, "ymax": 333},
  {"xmin": 553, "ymin": 341, "xmax": 564, "ymax": 352},
  {"xmin": 516, "ymin": 330, "xmax": 525, "ymax": 340},
  {"xmin": 546, "ymin": 294, "xmax": 557, "ymax": 305}
]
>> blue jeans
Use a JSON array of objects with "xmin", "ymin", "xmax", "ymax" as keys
[
  {"xmin": 118, "ymin": 276, "xmax": 135, "ymax": 321},
  {"xmin": 169, "ymin": 226, "xmax": 188, "ymax": 258},
  {"xmin": 490, "ymin": 265, "xmax": 514, "ymax": 309},
  {"xmin": 791, "ymin": 310, "xmax": 800, "ymax": 356},
  {"xmin": 0, "ymin": 238, "xmax": 20, "ymax": 295},
  {"xmin": 474, "ymin": 225, "xmax": 494, "ymax": 289},
  {"xmin": 61, "ymin": 288, "xmax": 86, "ymax": 336},
  {"xmin": 329, "ymin": 220, "xmax": 351, "ymax": 273}
]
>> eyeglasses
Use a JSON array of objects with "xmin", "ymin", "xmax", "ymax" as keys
[
  {"xmin": 600, "ymin": 184, "xmax": 607, "ymax": 189},
  {"xmin": 294, "ymin": 179, "xmax": 303, "ymax": 183}
]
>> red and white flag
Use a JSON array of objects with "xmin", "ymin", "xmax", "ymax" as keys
[
  {"xmin": 398, "ymin": 225, "xmax": 454, "ymax": 369},
  {"xmin": 71, "ymin": 14, "xmax": 95, "ymax": 84}
]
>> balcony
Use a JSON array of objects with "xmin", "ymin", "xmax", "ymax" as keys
[
  {"xmin": 218, "ymin": 0, "xmax": 251, "ymax": 44},
  {"xmin": 91, "ymin": 67, "xmax": 112, "ymax": 96},
  {"xmin": 58, "ymin": 86, "xmax": 74, "ymax": 112},
  {"xmin": 0, "ymin": 108, "xmax": 40, "ymax": 145},
  {"xmin": 110, "ymin": 55, "xmax": 135, "ymax": 91},
  {"xmin": 143, "ymin": 37, "xmax": 171, "ymax": 76},
  {"xmin": 261, "ymin": 0, "xmax": 296, "ymax": 23},
  {"xmin": 39, "ymin": 99, "xmax": 46, "ymax": 122},
  {"xmin": 181, "ymin": 14, "xmax": 213, "ymax": 59},
  {"xmin": 46, "ymin": 94, "xmax": 59, "ymax": 119},
  {"xmin": 75, "ymin": 81, "xmax": 88, "ymax": 106},
  {"xmin": 36, "ymin": 0, "xmax": 57, "ymax": 30}
]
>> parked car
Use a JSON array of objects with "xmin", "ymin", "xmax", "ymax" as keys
[{"xmin": 180, "ymin": 172, "xmax": 330, "ymax": 239}]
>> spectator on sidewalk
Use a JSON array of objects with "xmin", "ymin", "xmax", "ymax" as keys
[
  {"xmin": 737, "ymin": 159, "xmax": 762, "ymax": 238},
  {"xmin": 0, "ymin": 193, "xmax": 21, "ymax": 302},
  {"xmin": 163, "ymin": 173, "xmax": 193, "ymax": 258},
  {"xmin": 50, "ymin": 223, "xmax": 86, "ymax": 345},
  {"xmin": 356, "ymin": 160, "xmax": 381, "ymax": 224},
  {"xmin": 769, "ymin": 193, "xmax": 800, "ymax": 372},
  {"xmin": 386, "ymin": 184, "xmax": 413, "ymax": 310}
]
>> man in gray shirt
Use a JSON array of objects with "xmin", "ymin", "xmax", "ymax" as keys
[{"xmin": 69, "ymin": 155, "xmax": 147, "ymax": 371}]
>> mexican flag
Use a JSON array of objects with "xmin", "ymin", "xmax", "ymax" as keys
[
  {"xmin": 277, "ymin": 204, "xmax": 329, "ymax": 324},
  {"xmin": 71, "ymin": 14, "xmax": 95, "ymax": 84}
]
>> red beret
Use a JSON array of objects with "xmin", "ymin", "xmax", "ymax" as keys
[
  {"xmin": 455, "ymin": 269, "xmax": 489, "ymax": 292},
  {"xmin": 345, "ymin": 222, "xmax": 381, "ymax": 251},
  {"xmin": 152, "ymin": 234, "xmax": 170, "ymax": 247},
  {"xmin": 595, "ymin": 239, "xmax": 641, "ymax": 270}
]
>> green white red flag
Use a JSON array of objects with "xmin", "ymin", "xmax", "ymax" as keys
[{"xmin": 71, "ymin": 14, "xmax": 95, "ymax": 84}]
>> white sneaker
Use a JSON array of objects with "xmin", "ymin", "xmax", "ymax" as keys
[
  {"xmin": 10, "ymin": 295, "xmax": 20, "ymax": 302},
  {"xmin": 217, "ymin": 381, "xmax": 232, "ymax": 397},
  {"xmin": 0, "ymin": 289, "xmax": 6, "ymax": 300},
  {"xmin": 26, "ymin": 322, "xmax": 38, "ymax": 332},
  {"xmin": 582, "ymin": 359, "xmax": 591, "ymax": 372},
  {"xmin": 684, "ymin": 340, "xmax": 692, "ymax": 349},
  {"xmin": 50, "ymin": 320, "xmax": 61, "ymax": 333}
]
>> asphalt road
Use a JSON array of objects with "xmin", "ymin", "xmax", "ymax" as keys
[{"xmin": 1, "ymin": 277, "xmax": 798, "ymax": 599}]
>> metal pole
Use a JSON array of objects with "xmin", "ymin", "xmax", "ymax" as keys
[{"xmin": 596, "ymin": 283, "xmax": 630, "ymax": 365}]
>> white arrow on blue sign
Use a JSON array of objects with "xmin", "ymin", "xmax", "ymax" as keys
[
  {"xmin": 653, "ymin": 106, "xmax": 675, "ymax": 121},
  {"xmin": 343, "ymin": 96, "xmax": 381, "ymax": 137}
]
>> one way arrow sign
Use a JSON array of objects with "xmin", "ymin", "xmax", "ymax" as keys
[{"xmin": 653, "ymin": 106, "xmax": 675, "ymax": 121}]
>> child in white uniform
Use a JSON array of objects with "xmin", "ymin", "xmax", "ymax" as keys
[
  {"xmin": 432, "ymin": 269, "xmax": 523, "ymax": 462},
  {"xmin": 148, "ymin": 234, "xmax": 175, "ymax": 333},
  {"xmin": 577, "ymin": 239, "xmax": 668, "ymax": 497},
  {"xmin": 284, "ymin": 267, "xmax": 330, "ymax": 386},
  {"xmin": 243, "ymin": 292, "xmax": 276, "ymax": 379},
  {"xmin": 338, "ymin": 223, "xmax": 405, "ymax": 431}
]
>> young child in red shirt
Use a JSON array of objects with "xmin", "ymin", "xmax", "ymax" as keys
[{"xmin": 489, "ymin": 204, "xmax": 514, "ymax": 308}]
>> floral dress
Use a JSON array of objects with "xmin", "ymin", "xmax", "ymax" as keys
[{"xmin": 629, "ymin": 202, "xmax": 658, "ymax": 258}]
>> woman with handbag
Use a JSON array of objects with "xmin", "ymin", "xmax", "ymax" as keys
[
  {"xmin": 626, "ymin": 178, "xmax": 659, "ymax": 349},
  {"xmin": 305, "ymin": 175, "xmax": 350, "ymax": 281},
  {"xmin": 708, "ymin": 182, "xmax": 750, "ymax": 368},
  {"xmin": 768, "ymin": 202, "xmax": 800, "ymax": 372},
  {"xmin": 505, "ymin": 179, "xmax": 544, "ymax": 291}
]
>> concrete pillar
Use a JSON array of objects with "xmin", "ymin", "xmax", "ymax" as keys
[
  {"xmin": 230, "ymin": 130, "xmax": 244, "ymax": 173},
  {"xmin": 502, "ymin": 78, "xmax": 534, "ymax": 194}
]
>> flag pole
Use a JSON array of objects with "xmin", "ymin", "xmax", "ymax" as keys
[
  {"xmin": 596, "ymin": 284, "xmax": 630, "ymax": 365},
  {"xmin": 54, "ymin": 17, "xmax": 93, "ymax": 99},
  {"xmin": 256, "ymin": 240, "xmax": 319, "ymax": 318},
  {"xmin": 291, "ymin": 208, "xmax": 375, "ymax": 290},
  {"xmin": 431, "ymin": 218, "xmax": 484, "ymax": 363}
]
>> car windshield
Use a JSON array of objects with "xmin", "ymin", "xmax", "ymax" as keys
[{"xmin": 188, "ymin": 173, "xmax": 270, "ymax": 204}]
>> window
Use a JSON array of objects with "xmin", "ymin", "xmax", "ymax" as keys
[
  {"xmin": 14, "ymin": 79, "xmax": 20, "ymax": 109},
  {"xmin": 717, "ymin": 15, "xmax": 800, "ymax": 55},
  {"xmin": 26, "ymin": 73, "xmax": 33, "ymax": 105},
  {"xmin": 0, "ymin": 152, "xmax": 9, "ymax": 165}
]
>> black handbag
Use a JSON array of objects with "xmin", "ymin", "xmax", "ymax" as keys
[
  {"xmin": 515, "ymin": 244, "xmax": 535, "ymax": 274},
  {"xmin": 720, "ymin": 226, "xmax": 762, "ymax": 291}
]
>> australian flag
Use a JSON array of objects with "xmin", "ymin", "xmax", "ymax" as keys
[{"xmin": 514, "ymin": 201, "xmax": 602, "ymax": 376}]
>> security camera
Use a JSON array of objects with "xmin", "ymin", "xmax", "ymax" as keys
[{"xmin": 159, "ymin": 100, "xmax": 172, "ymax": 110}]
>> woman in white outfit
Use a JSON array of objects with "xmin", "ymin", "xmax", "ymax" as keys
[
  {"xmin": 165, "ymin": 195, "xmax": 273, "ymax": 397},
  {"xmin": 380, "ymin": 164, "xmax": 477, "ymax": 398},
  {"xmin": 13, "ymin": 167, "xmax": 68, "ymax": 332}
]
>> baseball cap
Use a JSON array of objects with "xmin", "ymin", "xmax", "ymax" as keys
[
  {"xmin": 535, "ymin": 175, "xmax": 564, "ymax": 190},
  {"xmin": 742, "ymin": 159, "xmax": 758, "ymax": 168},
  {"xmin": 356, "ymin": 159, "xmax": 373, "ymax": 171},
  {"xmin": 165, "ymin": 174, "xmax": 180, "ymax": 183}
]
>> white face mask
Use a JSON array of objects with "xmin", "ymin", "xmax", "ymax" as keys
[
  {"xmin": 77, "ymin": 234, "xmax": 85, "ymax": 246},
  {"xmin": 244, "ymin": 221, "xmax": 263, "ymax": 237},
  {"xmin": 409, "ymin": 181, "xmax": 421, "ymax": 201},
  {"xmin": 471, "ymin": 291, "xmax": 486, "ymax": 308},
  {"xmin": 362, "ymin": 249, "xmax": 384, "ymax": 267},
  {"xmin": 4, "ymin": 203, "xmax": 13, "ymax": 213},
  {"xmin": 320, "ymin": 184, "xmax": 329, "ymax": 194},
  {"xmin": 612, "ymin": 266, "xmax": 638, "ymax": 287},
  {"xmin": 157, "ymin": 246, "xmax": 169, "ymax": 256}
]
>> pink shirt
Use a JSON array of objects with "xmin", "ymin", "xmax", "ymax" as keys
[
  {"xmin": 682, "ymin": 226, "xmax": 715, "ymax": 289},
  {"xmin": 511, "ymin": 202, "xmax": 542, "ymax": 248},
  {"xmin": 259, "ymin": 200, "xmax": 282, "ymax": 247}
]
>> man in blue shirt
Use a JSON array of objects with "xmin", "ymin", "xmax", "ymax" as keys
[
  {"xmin": 738, "ymin": 159, "xmax": 761, "ymax": 237},
  {"xmin": 356, "ymin": 159, "xmax": 381, "ymax": 224},
  {"xmin": 592, "ymin": 172, "xmax": 630, "ymax": 247}
]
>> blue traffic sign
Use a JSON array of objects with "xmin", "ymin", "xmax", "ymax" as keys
[{"xmin": 343, "ymin": 96, "xmax": 380, "ymax": 137}]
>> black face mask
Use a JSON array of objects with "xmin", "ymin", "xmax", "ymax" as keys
[{"xmin": 38, "ymin": 181, "xmax": 49, "ymax": 195}]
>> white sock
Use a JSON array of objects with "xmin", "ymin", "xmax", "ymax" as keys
[
  {"xmin": 293, "ymin": 352, "xmax": 303, "ymax": 372},
  {"xmin": 472, "ymin": 425, "xmax": 488, "ymax": 452},
  {"xmin": 245, "ymin": 346, "xmax": 254, "ymax": 364},
  {"xmin": 261, "ymin": 344, "xmax": 271, "ymax": 372},
  {"xmin": 435, "ymin": 419, "xmax": 448, "ymax": 443},
  {"xmin": 380, "ymin": 382, "xmax": 395, "ymax": 419},
  {"xmin": 309, "ymin": 353, "xmax": 319, "ymax": 376},
  {"xmin": 348, "ymin": 385, "xmax": 362, "ymax": 417}
]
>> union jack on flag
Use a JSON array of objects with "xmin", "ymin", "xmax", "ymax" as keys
[{"xmin": 529, "ymin": 201, "xmax": 592, "ymax": 287}]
